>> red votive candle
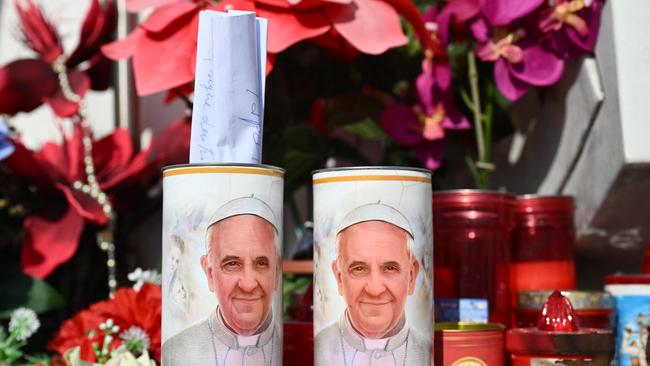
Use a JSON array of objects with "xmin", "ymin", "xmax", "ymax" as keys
[
  {"xmin": 515, "ymin": 290, "xmax": 615, "ymax": 329},
  {"xmin": 512, "ymin": 195, "xmax": 576, "ymax": 294},
  {"xmin": 507, "ymin": 291, "xmax": 615, "ymax": 365},
  {"xmin": 433, "ymin": 190, "xmax": 516, "ymax": 325}
]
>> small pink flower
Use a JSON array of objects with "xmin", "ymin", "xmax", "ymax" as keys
[
  {"xmin": 538, "ymin": 0, "xmax": 602, "ymax": 55},
  {"xmin": 473, "ymin": 20, "xmax": 564, "ymax": 101}
]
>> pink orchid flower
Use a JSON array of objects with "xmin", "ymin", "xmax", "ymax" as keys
[
  {"xmin": 473, "ymin": 20, "xmax": 564, "ymax": 101},
  {"xmin": 538, "ymin": 0, "xmax": 602, "ymax": 55},
  {"xmin": 380, "ymin": 7, "xmax": 469, "ymax": 170}
]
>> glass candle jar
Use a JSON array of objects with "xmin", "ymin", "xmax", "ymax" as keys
[
  {"xmin": 511, "ymin": 195, "xmax": 576, "ymax": 294},
  {"xmin": 433, "ymin": 190, "xmax": 516, "ymax": 326}
]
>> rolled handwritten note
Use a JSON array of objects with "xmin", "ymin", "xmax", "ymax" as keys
[{"xmin": 189, "ymin": 10, "xmax": 268, "ymax": 164}]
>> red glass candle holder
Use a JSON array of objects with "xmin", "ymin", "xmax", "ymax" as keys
[
  {"xmin": 512, "ymin": 195, "xmax": 576, "ymax": 293},
  {"xmin": 433, "ymin": 190, "xmax": 516, "ymax": 326}
]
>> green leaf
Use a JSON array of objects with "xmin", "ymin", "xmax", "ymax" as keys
[
  {"xmin": 283, "ymin": 150, "xmax": 323, "ymax": 192},
  {"xmin": 0, "ymin": 269, "xmax": 64, "ymax": 319},
  {"xmin": 343, "ymin": 118, "xmax": 387, "ymax": 141}
]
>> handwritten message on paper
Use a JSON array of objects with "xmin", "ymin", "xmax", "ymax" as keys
[{"xmin": 189, "ymin": 11, "xmax": 268, "ymax": 164}]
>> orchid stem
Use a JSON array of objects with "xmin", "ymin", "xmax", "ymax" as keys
[{"xmin": 467, "ymin": 51, "xmax": 490, "ymax": 189}]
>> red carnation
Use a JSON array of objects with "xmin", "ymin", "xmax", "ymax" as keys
[{"xmin": 49, "ymin": 283, "xmax": 162, "ymax": 363}]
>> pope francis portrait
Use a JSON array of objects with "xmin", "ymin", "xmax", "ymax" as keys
[
  {"xmin": 315, "ymin": 203, "xmax": 430, "ymax": 366},
  {"xmin": 162, "ymin": 196, "xmax": 282, "ymax": 366}
]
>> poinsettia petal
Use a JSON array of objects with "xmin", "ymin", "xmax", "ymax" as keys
[
  {"xmin": 67, "ymin": 0, "xmax": 117, "ymax": 67},
  {"xmin": 126, "ymin": 0, "xmax": 175, "ymax": 12},
  {"xmin": 413, "ymin": 140, "xmax": 444, "ymax": 170},
  {"xmin": 379, "ymin": 104, "xmax": 423, "ymax": 146},
  {"xmin": 0, "ymin": 59, "xmax": 57, "ymax": 115},
  {"xmin": 327, "ymin": 0, "xmax": 408, "ymax": 55},
  {"xmin": 85, "ymin": 54, "xmax": 113, "ymax": 91},
  {"xmin": 132, "ymin": 14, "xmax": 198, "ymax": 96},
  {"xmin": 4, "ymin": 140, "xmax": 58, "ymax": 189},
  {"xmin": 45, "ymin": 70, "xmax": 90, "ymax": 118},
  {"xmin": 267, "ymin": 52, "xmax": 276, "ymax": 75},
  {"xmin": 479, "ymin": 0, "xmax": 545, "ymax": 26},
  {"xmin": 140, "ymin": 2, "xmax": 200, "ymax": 33},
  {"xmin": 257, "ymin": 6, "xmax": 330, "ymax": 53},
  {"xmin": 93, "ymin": 128, "xmax": 134, "ymax": 183},
  {"xmin": 382, "ymin": 0, "xmax": 435, "ymax": 51},
  {"xmin": 509, "ymin": 44, "xmax": 564, "ymax": 86},
  {"xmin": 104, "ymin": 119, "xmax": 190, "ymax": 212},
  {"xmin": 21, "ymin": 200, "xmax": 85, "ymax": 279},
  {"xmin": 101, "ymin": 27, "xmax": 145, "ymax": 60},
  {"xmin": 14, "ymin": 0, "xmax": 64, "ymax": 63},
  {"xmin": 58, "ymin": 183, "xmax": 108, "ymax": 227},
  {"xmin": 494, "ymin": 59, "xmax": 528, "ymax": 101}
]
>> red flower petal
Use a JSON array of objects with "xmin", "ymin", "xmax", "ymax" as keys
[
  {"xmin": 0, "ymin": 59, "xmax": 58, "ymax": 115},
  {"xmin": 92, "ymin": 128, "xmax": 134, "ymax": 184},
  {"xmin": 67, "ymin": 0, "xmax": 117, "ymax": 68},
  {"xmin": 44, "ymin": 70, "xmax": 91, "ymax": 118},
  {"xmin": 126, "ymin": 0, "xmax": 176, "ymax": 12},
  {"xmin": 267, "ymin": 52, "xmax": 277, "ymax": 74},
  {"xmin": 62, "ymin": 123, "xmax": 85, "ymax": 184},
  {"xmin": 132, "ymin": 13, "xmax": 199, "ymax": 96},
  {"xmin": 101, "ymin": 27, "xmax": 145, "ymax": 60},
  {"xmin": 327, "ymin": 0, "xmax": 408, "ymax": 55},
  {"xmin": 84, "ymin": 54, "xmax": 114, "ymax": 91},
  {"xmin": 57, "ymin": 183, "xmax": 108, "ymax": 227},
  {"xmin": 5, "ymin": 139, "xmax": 59, "ymax": 189},
  {"xmin": 21, "ymin": 201, "xmax": 85, "ymax": 279},
  {"xmin": 15, "ymin": 0, "xmax": 64, "ymax": 63},
  {"xmin": 383, "ymin": 0, "xmax": 435, "ymax": 51},
  {"xmin": 140, "ymin": 2, "xmax": 200, "ymax": 33},
  {"xmin": 49, "ymin": 284, "xmax": 162, "ymax": 362},
  {"xmin": 104, "ymin": 119, "xmax": 190, "ymax": 211},
  {"xmin": 257, "ymin": 5, "xmax": 331, "ymax": 53}
]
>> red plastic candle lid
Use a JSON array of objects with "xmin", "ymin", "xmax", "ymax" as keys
[
  {"xmin": 537, "ymin": 291, "xmax": 579, "ymax": 332},
  {"xmin": 507, "ymin": 291, "xmax": 615, "ymax": 355}
]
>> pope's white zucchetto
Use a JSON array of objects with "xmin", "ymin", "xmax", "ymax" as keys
[
  {"xmin": 336, "ymin": 202, "xmax": 413, "ymax": 238},
  {"xmin": 206, "ymin": 195, "xmax": 279, "ymax": 233}
]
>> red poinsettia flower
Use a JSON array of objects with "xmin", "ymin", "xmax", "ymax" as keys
[
  {"xmin": 103, "ymin": 0, "xmax": 426, "ymax": 96},
  {"xmin": 4, "ymin": 119, "xmax": 190, "ymax": 279},
  {"xmin": 49, "ymin": 283, "xmax": 162, "ymax": 363},
  {"xmin": 0, "ymin": 0, "xmax": 116, "ymax": 118}
]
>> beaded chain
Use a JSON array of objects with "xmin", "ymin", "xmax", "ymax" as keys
[{"xmin": 53, "ymin": 55, "xmax": 118, "ymax": 296}]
